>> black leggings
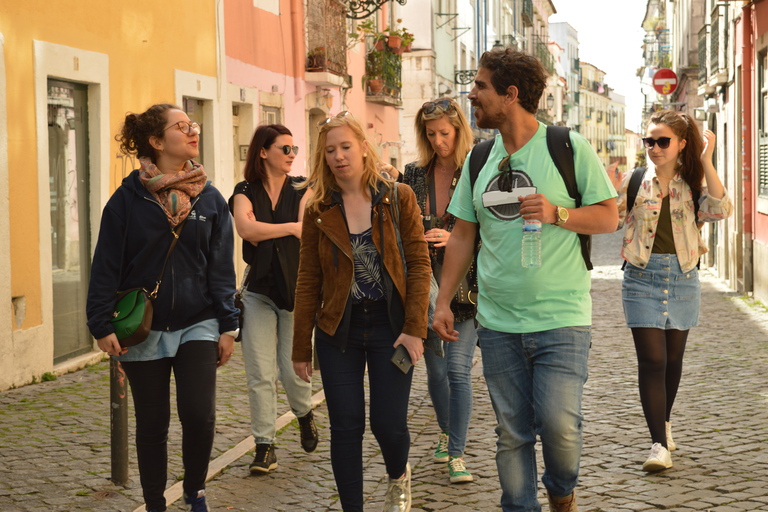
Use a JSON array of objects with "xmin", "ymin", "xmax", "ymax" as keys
[
  {"xmin": 631, "ymin": 328, "xmax": 689, "ymax": 448},
  {"xmin": 121, "ymin": 341, "xmax": 218, "ymax": 512}
]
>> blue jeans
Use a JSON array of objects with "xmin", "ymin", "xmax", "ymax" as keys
[
  {"xmin": 478, "ymin": 326, "xmax": 591, "ymax": 512},
  {"xmin": 315, "ymin": 301, "xmax": 412, "ymax": 512},
  {"xmin": 241, "ymin": 291, "xmax": 313, "ymax": 443},
  {"xmin": 423, "ymin": 318, "xmax": 477, "ymax": 456}
]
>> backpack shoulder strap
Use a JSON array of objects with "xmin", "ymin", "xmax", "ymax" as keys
[
  {"xmin": 546, "ymin": 125, "xmax": 578, "ymax": 205},
  {"xmin": 545, "ymin": 125, "xmax": 593, "ymax": 270},
  {"xmin": 626, "ymin": 166, "xmax": 647, "ymax": 216},
  {"xmin": 469, "ymin": 138, "xmax": 495, "ymax": 192}
]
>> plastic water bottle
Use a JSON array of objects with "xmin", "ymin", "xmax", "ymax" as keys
[{"xmin": 521, "ymin": 220, "xmax": 542, "ymax": 268}]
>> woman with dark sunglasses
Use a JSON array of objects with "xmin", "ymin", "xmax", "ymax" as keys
[
  {"xmin": 399, "ymin": 97, "xmax": 478, "ymax": 484},
  {"xmin": 617, "ymin": 110, "xmax": 732, "ymax": 472},
  {"xmin": 87, "ymin": 104, "xmax": 239, "ymax": 512},
  {"xmin": 229, "ymin": 124, "xmax": 318, "ymax": 475}
]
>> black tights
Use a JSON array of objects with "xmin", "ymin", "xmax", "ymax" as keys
[{"xmin": 631, "ymin": 328, "xmax": 689, "ymax": 447}]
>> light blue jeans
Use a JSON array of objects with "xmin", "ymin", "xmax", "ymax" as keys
[
  {"xmin": 423, "ymin": 318, "xmax": 477, "ymax": 456},
  {"xmin": 478, "ymin": 325, "xmax": 591, "ymax": 512},
  {"xmin": 241, "ymin": 291, "xmax": 313, "ymax": 444}
]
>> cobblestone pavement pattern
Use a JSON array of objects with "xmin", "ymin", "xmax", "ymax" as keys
[{"xmin": 1, "ymin": 231, "xmax": 768, "ymax": 511}]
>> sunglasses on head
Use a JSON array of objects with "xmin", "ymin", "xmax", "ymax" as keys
[
  {"xmin": 642, "ymin": 137, "xmax": 673, "ymax": 149},
  {"xmin": 422, "ymin": 99, "xmax": 455, "ymax": 115},
  {"xmin": 275, "ymin": 144, "xmax": 299, "ymax": 156},
  {"xmin": 317, "ymin": 110, "xmax": 352, "ymax": 128}
]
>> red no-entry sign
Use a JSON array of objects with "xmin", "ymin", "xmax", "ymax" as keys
[{"xmin": 653, "ymin": 68, "xmax": 678, "ymax": 95}]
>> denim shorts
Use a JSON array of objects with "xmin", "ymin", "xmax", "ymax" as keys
[{"xmin": 622, "ymin": 253, "xmax": 700, "ymax": 330}]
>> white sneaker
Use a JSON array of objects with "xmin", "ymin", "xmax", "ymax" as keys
[
  {"xmin": 382, "ymin": 462, "xmax": 411, "ymax": 512},
  {"xmin": 666, "ymin": 421, "xmax": 676, "ymax": 451},
  {"xmin": 642, "ymin": 442, "xmax": 672, "ymax": 472}
]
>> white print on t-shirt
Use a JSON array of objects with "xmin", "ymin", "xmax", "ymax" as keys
[{"xmin": 483, "ymin": 169, "xmax": 534, "ymax": 221}]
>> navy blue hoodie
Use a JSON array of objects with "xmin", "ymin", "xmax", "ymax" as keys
[{"xmin": 86, "ymin": 169, "xmax": 239, "ymax": 340}]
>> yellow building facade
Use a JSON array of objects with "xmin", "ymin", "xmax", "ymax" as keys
[{"xmin": 0, "ymin": 1, "xmax": 219, "ymax": 389}]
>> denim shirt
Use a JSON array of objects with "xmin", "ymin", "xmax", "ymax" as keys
[{"xmin": 617, "ymin": 167, "xmax": 733, "ymax": 272}]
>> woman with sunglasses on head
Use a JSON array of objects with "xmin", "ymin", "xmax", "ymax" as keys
[
  {"xmin": 399, "ymin": 97, "xmax": 478, "ymax": 484},
  {"xmin": 86, "ymin": 104, "xmax": 239, "ymax": 512},
  {"xmin": 292, "ymin": 111, "xmax": 431, "ymax": 512},
  {"xmin": 618, "ymin": 110, "xmax": 732, "ymax": 472},
  {"xmin": 229, "ymin": 124, "xmax": 317, "ymax": 475}
]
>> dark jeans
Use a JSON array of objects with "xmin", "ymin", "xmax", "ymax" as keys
[
  {"xmin": 121, "ymin": 340, "xmax": 218, "ymax": 512},
  {"xmin": 315, "ymin": 301, "xmax": 413, "ymax": 512}
]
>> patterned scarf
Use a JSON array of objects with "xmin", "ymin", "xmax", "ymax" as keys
[{"xmin": 138, "ymin": 157, "xmax": 207, "ymax": 227}]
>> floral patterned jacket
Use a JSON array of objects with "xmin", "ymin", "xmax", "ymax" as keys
[{"xmin": 617, "ymin": 166, "xmax": 733, "ymax": 273}]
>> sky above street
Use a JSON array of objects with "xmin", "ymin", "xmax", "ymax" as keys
[{"xmin": 550, "ymin": 0, "xmax": 648, "ymax": 133}]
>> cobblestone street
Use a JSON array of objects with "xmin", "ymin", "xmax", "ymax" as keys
[{"xmin": 1, "ymin": 231, "xmax": 768, "ymax": 511}]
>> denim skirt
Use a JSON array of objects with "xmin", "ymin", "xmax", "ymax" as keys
[{"xmin": 622, "ymin": 253, "xmax": 700, "ymax": 330}]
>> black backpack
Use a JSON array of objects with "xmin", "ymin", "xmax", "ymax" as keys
[{"xmin": 468, "ymin": 125, "xmax": 593, "ymax": 270}]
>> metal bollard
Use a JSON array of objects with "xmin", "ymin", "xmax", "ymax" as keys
[{"xmin": 110, "ymin": 358, "xmax": 129, "ymax": 485}]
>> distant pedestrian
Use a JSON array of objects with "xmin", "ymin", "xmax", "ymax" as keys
[
  {"xmin": 400, "ymin": 97, "xmax": 478, "ymax": 484},
  {"xmin": 86, "ymin": 103, "xmax": 239, "ymax": 512},
  {"xmin": 292, "ymin": 111, "xmax": 431, "ymax": 512},
  {"xmin": 228, "ymin": 124, "xmax": 317, "ymax": 475},
  {"xmin": 618, "ymin": 110, "xmax": 733, "ymax": 472},
  {"xmin": 431, "ymin": 48, "xmax": 618, "ymax": 512}
]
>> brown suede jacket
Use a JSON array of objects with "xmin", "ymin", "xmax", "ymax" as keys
[{"xmin": 292, "ymin": 182, "xmax": 431, "ymax": 363}]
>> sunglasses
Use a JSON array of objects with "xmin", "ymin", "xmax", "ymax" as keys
[
  {"xmin": 642, "ymin": 136, "xmax": 673, "ymax": 149},
  {"xmin": 164, "ymin": 120, "xmax": 201, "ymax": 135},
  {"xmin": 422, "ymin": 99, "xmax": 455, "ymax": 115},
  {"xmin": 497, "ymin": 156, "xmax": 517, "ymax": 192},
  {"xmin": 275, "ymin": 144, "xmax": 299, "ymax": 156},
  {"xmin": 317, "ymin": 110, "xmax": 352, "ymax": 128}
]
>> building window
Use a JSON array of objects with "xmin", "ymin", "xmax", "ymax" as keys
[
  {"xmin": 261, "ymin": 105, "xmax": 281, "ymax": 125},
  {"xmin": 759, "ymin": 51, "xmax": 768, "ymax": 198}
]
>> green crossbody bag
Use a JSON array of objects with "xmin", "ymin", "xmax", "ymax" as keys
[{"xmin": 110, "ymin": 219, "xmax": 187, "ymax": 348}]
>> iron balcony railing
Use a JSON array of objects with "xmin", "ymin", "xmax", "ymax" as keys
[
  {"xmin": 521, "ymin": 0, "xmax": 533, "ymax": 27},
  {"xmin": 710, "ymin": 3, "xmax": 728, "ymax": 82},
  {"xmin": 306, "ymin": 0, "xmax": 347, "ymax": 77},
  {"xmin": 532, "ymin": 34, "xmax": 555, "ymax": 75},
  {"xmin": 698, "ymin": 24, "xmax": 709, "ymax": 86}
]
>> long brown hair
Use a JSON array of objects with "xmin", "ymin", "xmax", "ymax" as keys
[
  {"xmin": 413, "ymin": 97, "xmax": 473, "ymax": 169},
  {"xmin": 302, "ymin": 112, "xmax": 391, "ymax": 212},
  {"xmin": 648, "ymin": 110, "xmax": 704, "ymax": 192},
  {"xmin": 243, "ymin": 124, "xmax": 293, "ymax": 183}
]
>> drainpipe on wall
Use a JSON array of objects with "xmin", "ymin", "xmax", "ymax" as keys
[
  {"xmin": 291, "ymin": 0, "xmax": 303, "ymax": 98},
  {"xmin": 742, "ymin": 1, "xmax": 754, "ymax": 293}
]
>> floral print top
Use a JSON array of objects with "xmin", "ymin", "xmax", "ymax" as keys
[{"xmin": 617, "ymin": 166, "xmax": 733, "ymax": 273}]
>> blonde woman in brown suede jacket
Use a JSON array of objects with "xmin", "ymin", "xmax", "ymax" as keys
[{"xmin": 292, "ymin": 111, "xmax": 430, "ymax": 512}]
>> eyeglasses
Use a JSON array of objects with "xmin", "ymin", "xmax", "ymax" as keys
[
  {"xmin": 422, "ymin": 99, "xmax": 455, "ymax": 115},
  {"xmin": 317, "ymin": 110, "xmax": 352, "ymax": 128},
  {"xmin": 642, "ymin": 136, "xmax": 672, "ymax": 149},
  {"xmin": 275, "ymin": 144, "xmax": 299, "ymax": 156},
  {"xmin": 497, "ymin": 156, "xmax": 516, "ymax": 192},
  {"xmin": 164, "ymin": 121, "xmax": 201, "ymax": 135}
]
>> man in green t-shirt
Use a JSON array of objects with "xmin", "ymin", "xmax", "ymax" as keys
[{"xmin": 433, "ymin": 48, "xmax": 618, "ymax": 512}]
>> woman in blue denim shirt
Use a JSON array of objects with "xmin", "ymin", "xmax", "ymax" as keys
[{"xmin": 618, "ymin": 110, "xmax": 732, "ymax": 472}]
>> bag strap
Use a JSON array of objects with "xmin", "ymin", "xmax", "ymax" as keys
[
  {"xmin": 149, "ymin": 218, "xmax": 188, "ymax": 299},
  {"xmin": 469, "ymin": 138, "xmax": 495, "ymax": 192},
  {"xmin": 390, "ymin": 183, "xmax": 407, "ymax": 278},
  {"xmin": 546, "ymin": 125, "xmax": 593, "ymax": 271}
]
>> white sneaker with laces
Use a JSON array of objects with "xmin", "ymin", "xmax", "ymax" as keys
[
  {"xmin": 642, "ymin": 442, "xmax": 672, "ymax": 472},
  {"xmin": 666, "ymin": 421, "xmax": 676, "ymax": 451}
]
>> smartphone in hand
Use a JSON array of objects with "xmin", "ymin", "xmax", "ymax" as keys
[{"xmin": 390, "ymin": 345, "xmax": 413, "ymax": 374}]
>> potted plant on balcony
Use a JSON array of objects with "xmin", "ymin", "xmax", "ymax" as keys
[
  {"xmin": 306, "ymin": 46, "xmax": 326, "ymax": 72},
  {"xmin": 401, "ymin": 30, "xmax": 414, "ymax": 52},
  {"xmin": 349, "ymin": 18, "xmax": 387, "ymax": 52},
  {"xmin": 362, "ymin": 49, "xmax": 384, "ymax": 95},
  {"xmin": 385, "ymin": 19, "xmax": 403, "ymax": 48}
]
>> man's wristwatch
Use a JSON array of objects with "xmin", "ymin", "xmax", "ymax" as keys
[
  {"xmin": 223, "ymin": 329, "xmax": 240, "ymax": 339},
  {"xmin": 553, "ymin": 206, "xmax": 569, "ymax": 226}
]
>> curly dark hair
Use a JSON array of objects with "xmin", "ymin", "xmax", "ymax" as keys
[
  {"xmin": 115, "ymin": 103, "xmax": 179, "ymax": 163},
  {"xmin": 478, "ymin": 49, "xmax": 548, "ymax": 114}
]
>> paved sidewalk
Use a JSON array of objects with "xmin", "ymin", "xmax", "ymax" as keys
[{"xmin": 2, "ymin": 230, "xmax": 768, "ymax": 511}]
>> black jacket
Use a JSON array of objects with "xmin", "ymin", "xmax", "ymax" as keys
[{"xmin": 86, "ymin": 169, "xmax": 239, "ymax": 340}]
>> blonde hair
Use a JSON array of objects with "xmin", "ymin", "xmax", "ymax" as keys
[
  {"xmin": 303, "ymin": 112, "xmax": 391, "ymax": 212},
  {"xmin": 413, "ymin": 97, "xmax": 474, "ymax": 169}
]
